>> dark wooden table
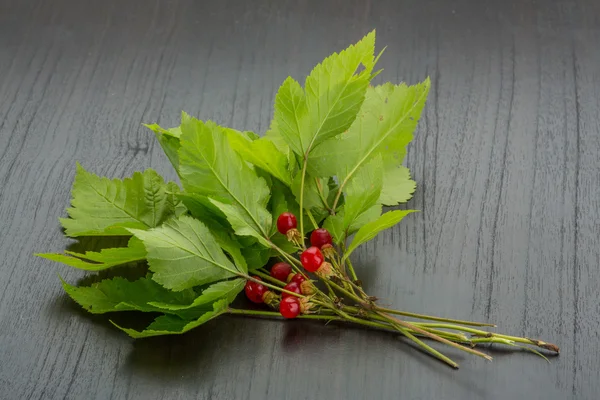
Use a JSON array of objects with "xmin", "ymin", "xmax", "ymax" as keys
[{"xmin": 1, "ymin": 0, "xmax": 599, "ymax": 399}]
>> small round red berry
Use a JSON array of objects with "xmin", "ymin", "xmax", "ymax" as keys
[
  {"xmin": 244, "ymin": 276, "xmax": 268, "ymax": 304},
  {"xmin": 276, "ymin": 212, "xmax": 297, "ymax": 234},
  {"xmin": 280, "ymin": 296, "xmax": 301, "ymax": 318},
  {"xmin": 282, "ymin": 281, "xmax": 302, "ymax": 298},
  {"xmin": 270, "ymin": 262, "xmax": 292, "ymax": 282},
  {"xmin": 301, "ymin": 246, "xmax": 324, "ymax": 272},
  {"xmin": 310, "ymin": 228, "xmax": 332, "ymax": 248},
  {"xmin": 290, "ymin": 273, "xmax": 306, "ymax": 285}
]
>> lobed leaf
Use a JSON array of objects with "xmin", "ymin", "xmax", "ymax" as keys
[
  {"xmin": 129, "ymin": 215, "xmax": 242, "ymax": 291},
  {"xmin": 308, "ymin": 80, "xmax": 430, "ymax": 206},
  {"xmin": 149, "ymin": 278, "xmax": 244, "ymax": 311},
  {"xmin": 178, "ymin": 115, "xmax": 272, "ymax": 242},
  {"xmin": 144, "ymin": 123, "xmax": 182, "ymax": 171},
  {"xmin": 272, "ymin": 31, "xmax": 377, "ymax": 157},
  {"xmin": 60, "ymin": 275, "xmax": 196, "ymax": 315},
  {"xmin": 36, "ymin": 237, "xmax": 146, "ymax": 271},
  {"xmin": 112, "ymin": 299, "xmax": 229, "ymax": 338},
  {"xmin": 60, "ymin": 164, "xmax": 183, "ymax": 237},
  {"xmin": 344, "ymin": 210, "xmax": 417, "ymax": 259}
]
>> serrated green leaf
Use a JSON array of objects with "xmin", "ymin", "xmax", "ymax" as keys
[
  {"xmin": 291, "ymin": 173, "xmax": 328, "ymax": 210},
  {"xmin": 178, "ymin": 116, "xmax": 272, "ymax": 241},
  {"xmin": 177, "ymin": 192, "xmax": 227, "ymax": 222},
  {"xmin": 129, "ymin": 215, "xmax": 241, "ymax": 291},
  {"xmin": 149, "ymin": 278, "xmax": 244, "ymax": 311},
  {"xmin": 200, "ymin": 216, "xmax": 248, "ymax": 274},
  {"xmin": 308, "ymin": 80, "xmax": 430, "ymax": 204},
  {"xmin": 112, "ymin": 299, "xmax": 229, "ymax": 338},
  {"xmin": 242, "ymin": 244, "xmax": 272, "ymax": 271},
  {"xmin": 380, "ymin": 165, "xmax": 417, "ymax": 206},
  {"xmin": 349, "ymin": 204, "xmax": 382, "ymax": 233},
  {"xmin": 344, "ymin": 210, "xmax": 417, "ymax": 259},
  {"xmin": 36, "ymin": 237, "xmax": 146, "ymax": 271},
  {"xmin": 323, "ymin": 213, "xmax": 345, "ymax": 244},
  {"xmin": 60, "ymin": 164, "xmax": 183, "ymax": 237},
  {"xmin": 342, "ymin": 155, "xmax": 383, "ymax": 229},
  {"xmin": 209, "ymin": 200, "xmax": 271, "ymax": 247},
  {"xmin": 144, "ymin": 123, "xmax": 182, "ymax": 170},
  {"xmin": 273, "ymin": 31, "xmax": 377, "ymax": 156},
  {"xmin": 60, "ymin": 275, "xmax": 196, "ymax": 314},
  {"xmin": 226, "ymin": 130, "xmax": 292, "ymax": 186}
]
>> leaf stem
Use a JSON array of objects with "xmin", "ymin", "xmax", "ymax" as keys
[
  {"xmin": 252, "ymin": 270, "xmax": 284, "ymax": 287},
  {"xmin": 345, "ymin": 257, "xmax": 359, "ymax": 282},
  {"xmin": 412, "ymin": 323, "xmax": 559, "ymax": 353},
  {"xmin": 327, "ymin": 280, "xmax": 368, "ymax": 306},
  {"xmin": 315, "ymin": 178, "xmax": 333, "ymax": 214},
  {"xmin": 298, "ymin": 156, "xmax": 308, "ymax": 240},
  {"xmin": 228, "ymin": 308, "xmax": 342, "ymax": 321},
  {"xmin": 306, "ymin": 209, "xmax": 319, "ymax": 230},
  {"xmin": 376, "ymin": 307, "xmax": 496, "ymax": 327},
  {"xmin": 376, "ymin": 312, "xmax": 493, "ymax": 361}
]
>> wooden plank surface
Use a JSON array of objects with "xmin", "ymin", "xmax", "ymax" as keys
[{"xmin": 1, "ymin": 0, "xmax": 599, "ymax": 399}]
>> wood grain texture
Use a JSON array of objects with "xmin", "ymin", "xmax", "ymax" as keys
[{"xmin": 1, "ymin": 0, "xmax": 599, "ymax": 399}]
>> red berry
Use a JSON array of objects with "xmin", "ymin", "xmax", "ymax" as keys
[
  {"xmin": 290, "ymin": 273, "xmax": 306, "ymax": 286},
  {"xmin": 301, "ymin": 246, "xmax": 324, "ymax": 272},
  {"xmin": 282, "ymin": 282, "xmax": 302, "ymax": 298},
  {"xmin": 310, "ymin": 228, "xmax": 332, "ymax": 248},
  {"xmin": 270, "ymin": 262, "xmax": 292, "ymax": 282},
  {"xmin": 277, "ymin": 212, "xmax": 297, "ymax": 234},
  {"xmin": 244, "ymin": 276, "xmax": 268, "ymax": 304},
  {"xmin": 280, "ymin": 296, "xmax": 300, "ymax": 318}
]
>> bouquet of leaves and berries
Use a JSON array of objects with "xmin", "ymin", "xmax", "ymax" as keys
[{"xmin": 37, "ymin": 31, "xmax": 558, "ymax": 369}]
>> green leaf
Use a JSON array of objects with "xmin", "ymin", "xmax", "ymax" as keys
[
  {"xmin": 61, "ymin": 164, "xmax": 183, "ymax": 237},
  {"xmin": 380, "ymin": 166, "xmax": 417, "ymax": 206},
  {"xmin": 308, "ymin": 79, "xmax": 430, "ymax": 202},
  {"xmin": 242, "ymin": 244, "xmax": 272, "ymax": 271},
  {"xmin": 323, "ymin": 213, "xmax": 345, "ymax": 244},
  {"xmin": 177, "ymin": 192, "xmax": 227, "ymax": 223},
  {"xmin": 60, "ymin": 275, "xmax": 196, "ymax": 314},
  {"xmin": 149, "ymin": 278, "xmax": 244, "ymax": 311},
  {"xmin": 112, "ymin": 299, "xmax": 229, "ymax": 338},
  {"xmin": 226, "ymin": 130, "xmax": 292, "ymax": 186},
  {"xmin": 291, "ymin": 174, "xmax": 328, "ymax": 210},
  {"xmin": 129, "ymin": 215, "xmax": 241, "ymax": 291},
  {"xmin": 349, "ymin": 204, "xmax": 382, "ymax": 233},
  {"xmin": 342, "ymin": 155, "xmax": 383, "ymax": 229},
  {"xmin": 201, "ymin": 217, "xmax": 248, "ymax": 274},
  {"xmin": 273, "ymin": 31, "xmax": 377, "ymax": 156},
  {"xmin": 344, "ymin": 210, "xmax": 417, "ymax": 259},
  {"xmin": 144, "ymin": 123, "xmax": 182, "ymax": 170},
  {"xmin": 36, "ymin": 237, "xmax": 146, "ymax": 271},
  {"xmin": 178, "ymin": 115, "xmax": 272, "ymax": 241}
]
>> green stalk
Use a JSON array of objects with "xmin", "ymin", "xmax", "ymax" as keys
[
  {"xmin": 328, "ymin": 280, "xmax": 370, "ymax": 307},
  {"xmin": 345, "ymin": 257, "xmax": 359, "ymax": 282},
  {"xmin": 412, "ymin": 323, "xmax": 559, "ymax": 353},
  {"xmin": 228, "ymin": 308, "xmax": 343, "ymax": 321},
  {"xmin": 395, "ymin": 325, "xmax": 459, "ymax": 368},
  {"xmin": 252, "ymin": 270, "xmax": 285, "ymax": 287},
  {"xmin": 376, "ymin": 307, "xmax": 496, "ymax": 327},
  {"xmin": 315, "ymin": 178, "xmax": 333, "ymax": 213},
  {"xmin": 306, "ymin": 209, "xmax": 319, "ymax": 230},
  {"xmin": 298, "ymin": 157, "xmax": 309, "ymax": 240},
  {"xmin": 376, "ymin": 312, "xmax": 493, "ymax": 361}
]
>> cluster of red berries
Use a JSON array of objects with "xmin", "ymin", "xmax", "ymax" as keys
[
  {"xmin": 243, "ymin": 266, "xmax": 309, "ymax": 319},
  {"xmin": 244, "ymin": 212, "xmax": 335, "ymax": 319}
]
